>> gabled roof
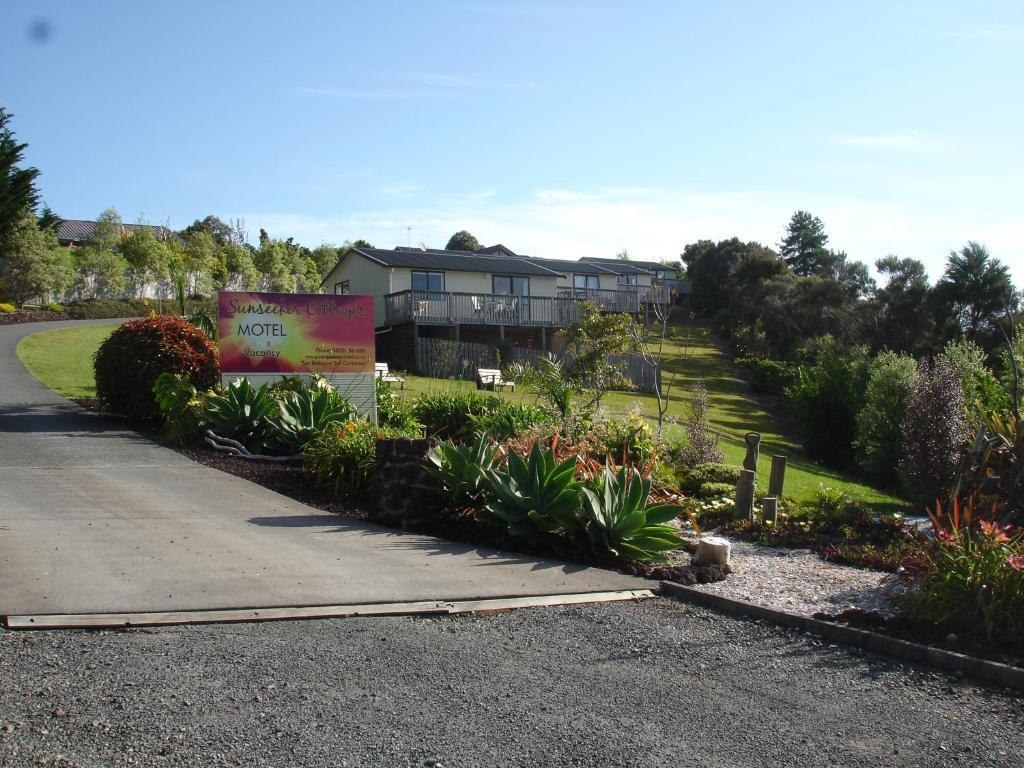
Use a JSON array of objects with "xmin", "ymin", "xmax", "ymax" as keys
[
  {"xmin": 477, "ymin": 243, "xmax": 518, "ymax": 257},
  {"xmin": 346, "ymin": 247, "xmax": 565, "ymax": 277},
  {"xmin": 57, "ymin": 219, "xmax": 177, "ymax": 243}
]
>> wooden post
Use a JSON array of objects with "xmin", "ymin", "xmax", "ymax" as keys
[
  {"xmin": 734, "ymin": 468, "xmax": 756, "ymax": 521},
  {"xmin": 769, "ymin": 455, "xmax": 787, "ymax": 498},
  {"xmin": 762, "ymin": 496, "xmax": 778, "ymax": 525}
]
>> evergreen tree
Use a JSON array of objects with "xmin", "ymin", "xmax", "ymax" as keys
[
  {"xmin": 0, "ymin": 108, "xmax": 41, "ymax": 249},
  {"xmin": 934, "ymin": 242, "xmax": 1016, "ymax": 347},
  {"xmin": 779, "ymin": 210, "xmax": 829, "ymax": 276}
]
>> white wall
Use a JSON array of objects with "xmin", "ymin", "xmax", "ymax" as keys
[{"xmin": 322, "ymin": 253, "xmax": 393, "ymax": 326}]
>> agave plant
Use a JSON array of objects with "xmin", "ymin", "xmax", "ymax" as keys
[
  {"xmin": 477, "ymin": 442, "xmax": 583, "ymax": 550},
  {"xmin": 580, "ymin": 463, "xmax": 685, "ymax": 564},
  {"xmin": 205, "ymin": 378, "xmax": 281, "ymax": 452},
  {"xmin": 423, "ymin": 433, "xmax": 500, "ymax": 508},
  {"xmin": 275, "ymin": 386, "xmax": 356, "ymax": 450}
]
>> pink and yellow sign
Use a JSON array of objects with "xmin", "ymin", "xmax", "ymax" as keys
[{"xmin": 218, "ymin": 292, "xmax": 375, "ymax": 376}]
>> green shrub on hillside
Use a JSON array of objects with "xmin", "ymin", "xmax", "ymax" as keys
[
  {"xmin": 854, "ymin": 352, "xmax": 917, "ymax": 489},
  {"xmin": 742, "ymin": 357, "xmax": 797, "ymax": 396}
]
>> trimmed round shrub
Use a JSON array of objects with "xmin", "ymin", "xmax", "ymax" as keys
[
  {"xmin": 697, "ymin": 481, "xmax": 735, "ymax": 499},
  {"xmin": 94, "ymin": 316, "xmax": 219, "ymax": 424},
  {"xmin": 680, "ymin": 462, "xmax": 741, "ymax": 495}
]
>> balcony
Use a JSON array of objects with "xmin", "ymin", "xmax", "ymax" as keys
[{"xmin": 384, "ymin": 290, "xmax": 581, "ymax": 327}]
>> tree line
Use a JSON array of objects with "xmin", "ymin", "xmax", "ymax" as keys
[{"xmin": 683, "ymin": 211, "xmax": 1021, "ymax": 499}]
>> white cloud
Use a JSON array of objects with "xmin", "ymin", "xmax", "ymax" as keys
[{"xmin": 237, "ymin": 187, "xmax": 1024, "ymax": 284}]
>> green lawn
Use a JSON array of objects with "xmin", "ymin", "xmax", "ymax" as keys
[
  {"xmin": 394, "ymin": 322, "xmax": 904, "ymax": 510},
  {"xmin": 15, "ymin": 319, "xmax": 905, "ymax": 509},
  {"xmin": 16, "ymin": 322, "xmax": 122, "ymax": 398}
]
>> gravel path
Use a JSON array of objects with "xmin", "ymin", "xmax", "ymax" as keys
[
  {"xmin": 690, "ymin": 538, "xmax": 902, "ymax": 617},
  {"xmin": 1, "ymin": 599, "xmax": 1021, "ymax": 768}
]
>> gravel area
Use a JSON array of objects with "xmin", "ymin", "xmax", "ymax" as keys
[
  {"xmin": 689, "ymin": 538, "xmax": 902, "ymax": 617},
  {"xmin": 1, "ymin": 599, "xmax": 1021, "ymax": 768}
]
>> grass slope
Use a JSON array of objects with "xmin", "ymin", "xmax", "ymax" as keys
[
  {"xmin": 16, "ymin": 322, "xmax": 122, "ymax": 398},
  {"xmin": 397, "ymin": 322, "xmax": 903, "ymax": 509},
  {"xmin": 15, "ymin": 320, "xmax": 904, "ymax": 508}
]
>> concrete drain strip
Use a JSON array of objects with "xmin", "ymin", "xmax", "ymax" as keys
[{"xmin": 3, "ymin": 589, "xmax": 655, "ymax": 630}]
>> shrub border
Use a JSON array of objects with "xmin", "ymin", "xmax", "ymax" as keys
[{"xmin": 659, "ymin": 580, "xmax": 1024, "ymax": 693}]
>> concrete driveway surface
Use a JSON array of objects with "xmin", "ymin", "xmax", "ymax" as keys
[{"xmin": 0, "ymin": 320, "xmax": 645, "ymax": 617}]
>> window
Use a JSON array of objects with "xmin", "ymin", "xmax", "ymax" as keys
[
  {"xmin": 334, "ymin": 280, "xmax": 350, "ymax": 295},
  {"xmin": 573, "ymin": 274, "xmax": 599, "ymax": 290},
  {"xmin": 411, "ymin": 271, "xmax": 444, "ymax": 292},
  {"xmin": 492, "ymin": 275, "xmax": 529, "ymax": 295},
  {"xmin": 618, "ymin": 273, "xmax": 638, "ymax": 286}
]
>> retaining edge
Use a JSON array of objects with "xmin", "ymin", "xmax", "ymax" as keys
[
  {"xmin": 659, "ymin": 580, "xmax": 1024, "ymax": 693},
  {"xmin": 3, "ymin": 589, "xmax": 655, "ymax": 630}
]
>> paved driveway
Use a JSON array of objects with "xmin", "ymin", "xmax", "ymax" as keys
[{"xmin": 0, "ymin": 320, "xmax": 644, "ymax": 618}]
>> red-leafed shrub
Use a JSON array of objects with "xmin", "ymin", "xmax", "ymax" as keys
[{"xmin": 94, "ymin": 316, "xmax": 219, "ymax": 424}]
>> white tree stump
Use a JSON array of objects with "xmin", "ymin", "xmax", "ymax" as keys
[{"xmin": 694, "ymin": 536, "xmax": 731, "ymax": 566}]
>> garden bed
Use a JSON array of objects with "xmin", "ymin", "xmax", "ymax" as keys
[
  {"xmin": 0, "ymin": 309, "xmax": 67, "ymax": 325},
  {"xmin": 680, "ymin": 534, "xmax": 1024, "ymax": 670},
  {"xmin": 687, "ymin": 537, "xmax": 901, "ymax": 617}
]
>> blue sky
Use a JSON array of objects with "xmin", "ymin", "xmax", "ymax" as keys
[{"xmin": 3, "ymin": 1, "xmax": 1023, "ymax": 283}]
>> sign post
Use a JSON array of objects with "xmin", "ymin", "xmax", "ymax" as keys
[{"xmin": 217, "ymin": 291, "xmax": 376, "ymax": 420}]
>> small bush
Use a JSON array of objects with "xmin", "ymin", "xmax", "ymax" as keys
[
  {"xmin": 681, "ymin": 381, "xmax": 724, "ymax": 466},
  {"xmin": 802, "ymin": 485, "xmax": 870, "ymax": 529},
  {"xmin": 680, "ymin": 463, "xmax": 741, "ymax": 495},
  {"xmin": 470, "ymin": 401, "xmax": 549, "ymax": 442},
  {"xmin": 41, "ymin": 302, "xmax": 64, "ymax": 313},
  {"xmin": 413, "ymin": 391, "xmax": 505, "ymax": 442},
  {"xmin": 592, "ymin": 409, "xmax": 656, "ymax": 466},
  {"xmin": 903, "ymin": 506, "xmax": 1024, "ymax": 641},
  {"xmin": 0, "ymin": 302, "xmax": 15, "ymax": 313},
  {"xmin": 697, "ymin": 481, "xmax": 734, "ymax": 499},
  {"xmin": 900, "ymin": 357, "xmax": 970, "ymax": 507},
  {"xmin": 305, "ymin": 421, "xmax": 404, "ymax": 495},
  {"xmin": 375, "ymin": 379, "xmax": 421, "ymax": 433},
  {"xmin": 95, "ymin": 316, "xmax": 219, "ymax": 424}
]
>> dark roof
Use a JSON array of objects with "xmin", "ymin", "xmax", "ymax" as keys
[
  {"xmin": 349, "ymin": 248, "xmax": 565, "ymax": 277},
  {"xmin": 477, "ymin": 243, "xmax": 518, "ymax": 256},
  {"xmin": 518, "ymin": 257, "xmax": 618, "ymax": 275},
  {"xmin": 57, "ymin": 219, "xmax": 177, "ymax": 243},
  {"xmin": 579, "ymin": 257, "xmax": 665, "ymax": 273}
]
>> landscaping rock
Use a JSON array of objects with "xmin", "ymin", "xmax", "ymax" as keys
[{"xmin": 694, "ymin": 536, "xmax": 731, "ymax": 566}]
